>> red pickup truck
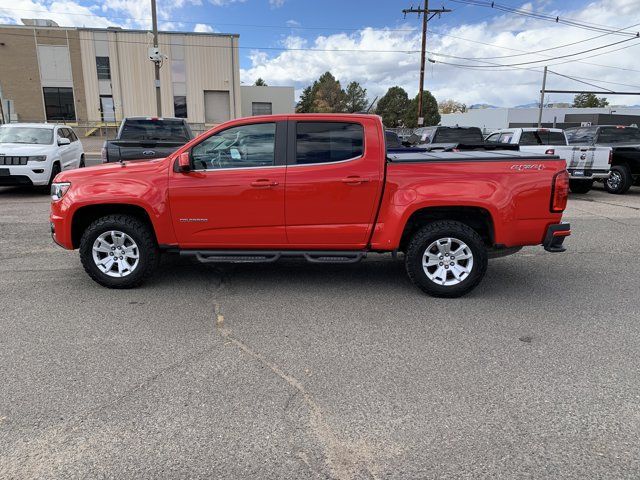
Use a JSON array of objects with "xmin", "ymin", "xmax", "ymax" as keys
[{"xmin": 50, "ymin": 114, "xmax": 570, "ymax": 297}]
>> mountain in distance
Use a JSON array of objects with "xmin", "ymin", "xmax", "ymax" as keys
[{"xmin": 468, "ymin": 103, "xmax": 498, "ymax": 109}]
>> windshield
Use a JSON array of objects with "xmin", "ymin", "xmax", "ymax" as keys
[
  {"xmin": 597, "ymin": 127, "xmax": 640, "ymax": 144},
  {"xmin": 120, "ymin": 119, "xmax": 191, "ymax": 141},
  {"xmin": 0, "ymin": 127, "xmax": 53, "ymax": 145}
]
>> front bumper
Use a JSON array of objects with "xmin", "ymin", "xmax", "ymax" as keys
[
  {"xmin": 0, "ymin": 164, "xmax": 52, "ymax": 186},
  {"xmin": 543, "ymin": 223, "xmax": 571, "ymax": 253}
]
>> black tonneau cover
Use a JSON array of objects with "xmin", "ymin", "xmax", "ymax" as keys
[{"xmin": 388, "ymin": 150, "xmax": 560, "ymax": 163}]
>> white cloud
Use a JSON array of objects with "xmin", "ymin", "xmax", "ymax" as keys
[
  {"xmin": 286, "ymin": 19, "xmax": 300, "ymax": 28},
  {"xmin": 269, "ymin": 0, "xmax": 285, "ymax": 8},
  {"xmin": 240, "ymin": 0, "xmax": 640, "ymax": 107},
  {"xmin": 0, "ymin": 0, "xmax": 114, "ymax": 28},
  {"xmin": 193, "ymin": 23, "xmax": 216, "ymax": 33},
  {"xmin": 208, "ymin": 0, "xmax": 247, "ymax": 6},
  {"xmin": 0, "ymin": 0, "xmax": 202, "ymax": 30}
]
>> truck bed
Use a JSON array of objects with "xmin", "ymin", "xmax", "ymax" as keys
[{"xmin": 387, "ymin": 150, "xmax": 559, "ymax": 163}]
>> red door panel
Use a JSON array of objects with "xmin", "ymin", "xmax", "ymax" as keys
[
  {"xmin": 168, "ymin": 120, "xmax": 287, "ymax": 248},
  {"xmin": 285, "ymin": 119, "xmax": 383, "ymax": 248},
  {"xmin": 169, "ymin": 167, "xmax": 286, "ymax": 248}
]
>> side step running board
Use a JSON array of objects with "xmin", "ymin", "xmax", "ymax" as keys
[{"xmin": 181, "ymin": 250, "xmax": 367, "ymax": 265}]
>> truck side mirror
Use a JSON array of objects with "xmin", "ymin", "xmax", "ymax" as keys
[{"xmin": 178, "ymin": 152, "xmax": 191, "ymax": 173}]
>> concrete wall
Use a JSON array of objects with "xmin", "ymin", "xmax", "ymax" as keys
[{"xmin": 240, "ymin": 86, "xmax": 295, "ymax": 118}]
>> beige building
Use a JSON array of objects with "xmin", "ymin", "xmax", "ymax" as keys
[
  {"xmin": 0, "ymin": 21, "xmax": 241, "ymax": 126},
  {"xmin": 240, "ymin": 85, "xmax": 295, "ymax": 117}
]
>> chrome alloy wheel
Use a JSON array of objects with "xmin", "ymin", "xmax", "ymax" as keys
[
  {"xmin": 606, "ymin": 171, "xmax": 622, "ymax": 191},
  {"xmin": 92, "ymin": 230, "xmax": 140, "ymax": 278},
  {"xmin": 422, "ymin": 237, "xmax": 474, "ymax": 286}
]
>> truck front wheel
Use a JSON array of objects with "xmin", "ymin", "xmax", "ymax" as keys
[
  {"xmin": 405, "ymin": 221, "xmax": 488, "ymax": 298},
  {"xmin": 569, "ymin": 179, "xmax": 593, "ymax": 194},
  {"xmin": 79, "ymin": 214, "xmax": 159, "ymax": 288}
]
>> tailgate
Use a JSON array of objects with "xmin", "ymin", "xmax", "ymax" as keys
[{"xmin": 107, "ymin": 140, "xmax": 184, "ymax": 161}]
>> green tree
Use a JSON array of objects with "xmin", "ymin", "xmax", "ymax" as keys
[
  {"xmin": 375, "ymin": 86, "xmax": 410, "ymax": 127},
  {"xmin": 254, "ymin": 78, "xmax": 268, "ymax": 86},
  {"xmin": 344, "ymin": 81, "xmax": 368, "ymax": 113},
  {"xmin": 573, "ymin": 93, "xmax": 609, "ymax": 108},
  {"xmin": 296, "ymin": 84, "xmax": 317, "ymax": 113},
  {"xmin": 404, "ymin": 90, "xmax": 440, "ymax": 128},
  {"xmin": 313, "ymin": 72, "xmax": 346, "ymax": 113}
]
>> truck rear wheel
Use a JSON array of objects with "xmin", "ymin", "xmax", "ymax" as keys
[
  {"xmin": 79, "ymin": 214, "xmax": 159, "ymax": 288},
  {"xmin": 569, "ymin": 179, "xmax": 593, "ymax": 194},
  {"xmin": 405, "ymin": 221, "xmax": 488, "ymax": 298},
  {"xmin": 604, "ymin": 165, "xmax": 633, "ymax": 194}
]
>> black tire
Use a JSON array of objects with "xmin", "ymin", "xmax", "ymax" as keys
[
  {"xmin": 569, "ymin": 179, "xmax": 593, "ymax": 194},
  {"xmin": 604, "ymin": 165, "xmax": 633, "ymax": 194},
  {"xmin": 37, "ymin": 163, "xmax": 61, "ymax": 193},
  {"xmin": 79, "ymin": 155, "xmax": 85, "ymax": 168},
  {"xmin": 405, "ymin": 221, "xmax": 488, "ymax": 298},
  {"xmin": 79, "ymin": 214, "xmax": 159, "ymax": 288}
]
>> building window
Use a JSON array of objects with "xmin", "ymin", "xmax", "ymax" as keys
[
  {"xmin": 173, "ymin": 96, "xmax": 187, "ymax": 118},
  {"xmin": 96, "ymin": 56, "xmax": 111, "ymax": 80},
  {"xmin": 252, "ymin": 102, "xmax": 272, "ymax": 116},
  {"xmin": 43, "ymin": 87, "xmax": 76, "ymax": 121}
]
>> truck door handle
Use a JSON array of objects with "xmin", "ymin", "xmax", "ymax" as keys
[
  {"xmin": 250, "ymin": 179, "xmax": 279, "ymax": 188},
  {"xmin": 341, "ymin": 176, "xmax": 369, "ymax": 185}
]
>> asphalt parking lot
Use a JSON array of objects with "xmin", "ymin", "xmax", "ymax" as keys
[{"xmin": 1, "ymin": 175, "xmax": 639, "ymax": 479}]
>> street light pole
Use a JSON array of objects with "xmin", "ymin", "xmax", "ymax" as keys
[{"xmin": 537, "ymin": 66, "xmax": 547, "ymax": 128}]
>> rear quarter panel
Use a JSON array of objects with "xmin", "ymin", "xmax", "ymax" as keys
[{"xmin": 371, "ymin": 159, "xmax": 566, "ymax": 250}]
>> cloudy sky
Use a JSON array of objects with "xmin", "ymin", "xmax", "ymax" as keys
[{"xmin": 1, "ymin": 0, "xmax": 639, "ymax": 107}]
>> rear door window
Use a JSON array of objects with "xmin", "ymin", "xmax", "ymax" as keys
[
  {"xmin": 295, "ymin": 122, "xmax": 364, "ymax": 165},
  {"xmin": 596, "ymin": 127, "xmax": 640, "ymax": 143},
  {"xmin": 520, "ymin": 130, "xmax": 566, "ymax": 145}
]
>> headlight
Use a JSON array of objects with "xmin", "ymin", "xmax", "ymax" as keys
[
  {"xmin": 29, "ymin": 155, "xmax": 47, "ymax": 162},
  {"xmin": 51, "ymin": 182, "xmax": 71, "ymax": 201}
]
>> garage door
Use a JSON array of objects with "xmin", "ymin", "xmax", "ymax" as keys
[{"xmin": 204, "ymin": 90, "xmax": 230, "ymax": 124}]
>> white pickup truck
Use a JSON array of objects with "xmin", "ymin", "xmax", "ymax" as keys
[{"xmin": 486, "ymin": 128, "xmax": 611, "ymax": 193}]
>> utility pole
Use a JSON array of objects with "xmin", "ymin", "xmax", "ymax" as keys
[
  {"xmin": 537, "ymin": 66, "xmax": 548, "ymax": 128},
  {"xmin": 151, "ymin": 0, "xmax": 162, "ymax": 117},
  {"xmin": 403, "ymin": 2, "xmax": 451, "ymax": 126}
]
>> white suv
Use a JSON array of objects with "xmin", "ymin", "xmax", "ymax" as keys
[{"xmin": 0, "ymin": 123, "xmax": 84, "ymax": 189}]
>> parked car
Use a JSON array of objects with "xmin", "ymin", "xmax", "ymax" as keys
[
  {"xmin": 50, "ymin": 114, "xmax": 570, "ymax": 298},
  {"xmin": 406, "ymin": 126, "xmax": 485, "ymax": 149},
  {"xmin": 486, "ymin": 128, "xmax": 612, "ymax": 194},
  {"xmin": 565, "ymin": 125, "xmax": 640, "ymax": 194},
  {"xmin": 0, "ymin": 123, "xmax": 84, "ymax": 189},
  {"xmin": 102, "ymin": 117, "xmax": 194, "ymax": 163}
]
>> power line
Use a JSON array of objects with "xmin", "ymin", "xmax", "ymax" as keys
[
  {"xmin": 0, "ymin": 29, "xmax": 422, "ymax": 53},
  {"xmin": 448, "ymin": 0, "xmax": 640, "ymax": 37},
  {"xmin": 4, "ymin": 5, "xmax": 640, "ymax": 73},
  {"xmin": 428, "ymin": 36, "xmax": 639, "ymax": 68}
]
